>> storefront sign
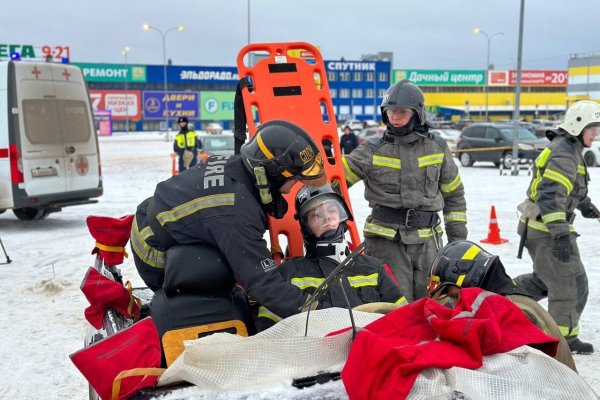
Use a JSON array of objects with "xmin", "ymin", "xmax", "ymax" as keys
[
  {"xmin": 142, "ymin": 91, "xmax": 199, "ymax": 120},
  {"xmin": 488, "ymin": 70, "xmax": 568, "ymax": 86},
  {"xmin": 89, "ymin": 90, "xmax": 141, "ymax": 120},
  {"xmin": 76, "ymin": 63, "xmax": 147, "ymax": 83},
  {"xmin": 146, "ymin": 65, "xmax": 239, "ymax": 85},
  {"xmin": 393, "ymin": 70, "xmax": 486, "ymax": 86},
  {"xmin": 199, "ymin": 91, "xmax": 235, "ymax": 120}
]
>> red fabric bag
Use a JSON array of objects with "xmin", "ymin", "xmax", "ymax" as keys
[
  {"xmin": 70, "ymin": 317, "xmax": 163, "ymax": 400},
  {"xmin": 342, "ymin": 288, "xmax": 559, "ymax": 400},
  {"xmin": 81, "ymin": 267, "xmax": 140, "ymax": 329},
  {"xmin": 86, "ymin": 215, "xmax": 134, "ymax": 266}
]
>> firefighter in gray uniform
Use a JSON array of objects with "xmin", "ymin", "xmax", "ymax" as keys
[
  {"xmin": 342, "ymin": 80, "xmax": 467, "ymax": 301},
  {"xmin": 130, "ymin": 120, "xmax": 327, "ymax": 319},
  {"xmin": 514, "ymin": 100, "xmax": 600, "ymax": 354},
  {"xmin": 428, "ymin": 240, "xmax": 577, "ymax": 372},
  {"xmin": 256, "ymin": 184, "xmax": 407, "ymax": 330}
]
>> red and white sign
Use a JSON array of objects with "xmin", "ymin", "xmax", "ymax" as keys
[
  {"xmin": 89, "ymin": 90, "xmax": 141, "ymax": 120},
  {"xmin": 488, "ymin": 70, "xmax": 568, "ymax": 87}
]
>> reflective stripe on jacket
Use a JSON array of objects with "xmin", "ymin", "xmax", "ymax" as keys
[
  {"xmin": 342, "ymin": 130, "xmax": 467, "ymax": 243},
  {"xmin": 520, "ymin": 134, "xmax": 589, "ymax": 239}
]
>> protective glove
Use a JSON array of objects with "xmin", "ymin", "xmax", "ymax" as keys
[
  {"xmin": 581, "ymin": 203, "xmax": 600, "ymax": 219},
  {"xmin": 552, "ymin": 235, "xmax": 573, "ymax": 263}
]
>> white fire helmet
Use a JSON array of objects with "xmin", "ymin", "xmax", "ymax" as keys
[{"xmin": 558, "ymin": 100, "xmax": 600, "ymax": 136}]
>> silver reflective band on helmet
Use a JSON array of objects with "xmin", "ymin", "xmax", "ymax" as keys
[{"xmin": 299, "ymin": 196, "xmax": 348, "ymax": 237}]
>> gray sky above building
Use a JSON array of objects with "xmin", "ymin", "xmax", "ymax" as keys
[{"xmin": 4, "ymin": 0, "xmax": 599, "ymax": 70}]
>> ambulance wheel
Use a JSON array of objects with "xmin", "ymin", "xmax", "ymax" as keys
[
  {"xmin": 0, "ymin": 209, "xmax": 5, "ymax": 214},
  {"xmin": 13, "ymin": 207, "xmax": 46, "ymax": 220}
]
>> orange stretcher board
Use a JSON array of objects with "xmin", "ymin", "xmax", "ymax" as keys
[{"xmin": 236, "ymin": 42, "xmax": 360, "ymax": 259}]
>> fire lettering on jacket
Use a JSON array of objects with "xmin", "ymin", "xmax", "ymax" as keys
[{"xmin": 203, "ymin": 156, "xmax": 229, "ymax": 189}]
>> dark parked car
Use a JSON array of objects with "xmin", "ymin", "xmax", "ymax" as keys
[
  {"xmin": 197, "ymin": 133, "xmax": 235, "ymax": 163},
  {"xmin": 456, "ymin": 123, "xmax": 549, "ymax": 168}
]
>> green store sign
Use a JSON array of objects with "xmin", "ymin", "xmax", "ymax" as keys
[
  {"xmin": 200, "ymin": 91, "xmax": 235, "ymax": 120},
  {"xmin": 74, "ymin": 63, "xmax": 147, "ymax": 83},
  {"xmin": 393, "ymin": 69, "xmax": 486, "ymax": 86}
]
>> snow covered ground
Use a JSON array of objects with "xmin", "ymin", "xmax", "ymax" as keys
[{"xmin": 0, "ymin": 132, "xmax": 599, "ymax": 399}]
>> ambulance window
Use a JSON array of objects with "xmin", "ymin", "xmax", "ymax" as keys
[
  {"xmin": 22, "ymin": 99, "xmax": 61, "ymax": 144},
  {"xmin": 59, "ymin": 100, "xmax": 91, "ymax": 142}
]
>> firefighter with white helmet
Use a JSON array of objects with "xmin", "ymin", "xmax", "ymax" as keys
[{"xmin": 515, "ymin": 100, "xmax": 600, "ymax": 354}]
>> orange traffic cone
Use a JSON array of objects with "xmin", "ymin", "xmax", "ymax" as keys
[{"xmin": 480, "ymin": 205, "xmax": 508, "ymax": 244}]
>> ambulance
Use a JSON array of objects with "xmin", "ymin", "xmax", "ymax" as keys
[{"xmin": 0, "ymin": 60, "xmax": 102, "ymax": 220}]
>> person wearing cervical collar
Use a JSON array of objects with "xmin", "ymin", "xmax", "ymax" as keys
[{"xmin": 256, "ymin": 184, "xmax": 407, "ymax": 330}]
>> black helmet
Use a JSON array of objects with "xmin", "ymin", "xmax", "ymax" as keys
[
  {"xmin": 240, "ymin": 120, "xmax": 326, "ymax": 189},
  {"xmin": 177, "ymin": 116, "xmax": 189, "ymax": 123},
  {"xmin": 428, "ymin": 240, "xmax": 526, "ymax": 297},
  {"xmin": 380, "ymin": 79, "xmax": 426, "ymax": 126}
]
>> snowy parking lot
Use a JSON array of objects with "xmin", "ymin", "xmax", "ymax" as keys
[{"xmin": 1, "ymin": 132, "xmax": 598, "ymax": 399}]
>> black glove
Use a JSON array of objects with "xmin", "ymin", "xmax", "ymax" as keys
[
  {"xmin": 552, "ymin": 235, "xmax": 574, "ymax": 263},
  {"xmin": 581, "ymin": 204, "xmax": 600, "ymax": 219}
]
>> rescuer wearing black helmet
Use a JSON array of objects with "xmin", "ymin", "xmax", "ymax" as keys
[
  {"xmin": 131, "ymin": 119, "xmax": 326, "ymax": 319},
  {"xmin": 341, "ymin": 79, "xmax": 468, "ymax": 301},
  {"xmin": 256, "ymin": 183, "xmax": 407, "ymax": 330},
  {"xmin": 427, "ymin": 240, "xmax": 577, "ymax": 371}
]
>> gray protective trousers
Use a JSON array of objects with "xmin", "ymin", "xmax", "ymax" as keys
[
  {"xmin": 365, "ymin": 235, "xmax": 440, "ymax": 301},
  {"xmin": 514, "ymin": 235, "xmax": 588, "ymax": 339}
]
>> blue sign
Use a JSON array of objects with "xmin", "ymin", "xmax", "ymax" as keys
[
  {"xmin": 142, "ymin": 91, "xmax": 199, "ymax": 120},
  {"xmin": 146, "ymin": 65, "xmax": 239, "ymax": 85}
]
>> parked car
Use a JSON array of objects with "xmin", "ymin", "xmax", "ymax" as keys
[
  {"xmin": 355, "ymin": 126, "xmax": 385, "ymax": 144},
  {"xmin": 583, "ymin": 136, "xmax": 600, "ymax": 167},
  {"xmin": 456, "ymin": 123, "xmax": 549, "ymax": 169},
  {"xmin": 363, "ymin": 119, "xmax": 379, "ymax": 128},
  {"xmin": 197, "ymin": 133, "xmax": 235, "ymax": 162},
  {"xmin": 344, "ymin": 119, "xmax": 364, "ymax": 131},
  {"xmin": 205, "ymin": 122, "xmax": 224, "ymax": 134},
  {"xmin": 430, "ymin": 128, "xmax": 461, "ymax": 154}
]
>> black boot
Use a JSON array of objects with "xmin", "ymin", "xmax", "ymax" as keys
[{"xmin": 568, "ymin": 338, "xmax": 594, "ymax": 354}]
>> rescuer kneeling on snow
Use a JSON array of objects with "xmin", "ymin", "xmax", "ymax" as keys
[
  {"xmin": 256, "ymin": 183, "xmax": 407, "ymax": 330},
  {"xmin": 428, "ymin": 240, "xmax": 577, "ymax": 371},
  {"xmin": 131, "ymin": 120, "xmax": 327, "ymax": 321}
]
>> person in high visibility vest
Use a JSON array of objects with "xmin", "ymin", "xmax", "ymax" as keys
[{"xmin": 173, "ymin": 117, "xmax": 201, "ymax": 172}]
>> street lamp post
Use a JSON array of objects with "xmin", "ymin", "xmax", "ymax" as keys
[
  {"xmin": 143, "ymin": 23, "xmax": 184, "ymax": 140},
  {"xmin": 121, "ymin": 46, "xmax": 130, "ymax": 133},
  {"xmin": 473, "ymin": 28, "xmax": 504, "ymax": 122}
]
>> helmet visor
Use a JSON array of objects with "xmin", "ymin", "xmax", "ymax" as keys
[
  {"xmin": 385, "ymin": 107, "xmax": 414, "ymax": 120},
  {"xmin": 299, "ymin": 196, "xmax": 348, "ymax": 238}
]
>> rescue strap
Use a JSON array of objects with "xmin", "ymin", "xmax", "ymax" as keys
[
  {"xmin": 124, "ymin": 281, "xmax": 142, "ymax": 322},
  {"xmin": 372, "ymin": 206, "xmax": 440, "ymax": 229},
  {"xmin": 111, "ymin": 367, "xmax": 166, "ymax": 400},
  {"xmin": 95, "ymin": 242, "xmax": 128, "ymax": 258}
]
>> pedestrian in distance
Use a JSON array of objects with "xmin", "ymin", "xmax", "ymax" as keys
[
  {"xmin": 514, "ymin": 100, "xmax": 600, "ymax": 355},
  {"xmin": 428, "ymin": 240, "xmax": 577, "ymax": 371},
  {"xmin": 256, "ymin": 184, "xmax": 408, "ymax": 330},
  {"xmin": 340, "ymin": 125, "xmax": 358, "ymax": 154},
  {"xmin": 173, "ymin": 116, "xmax": 201, "ymax": 172},
  {"xmin": 341, "ymin": 79, "xmax": 467, "ymax": 301},
  {"xmin": 131, "ymin": 120, "xmax": 328, "ymax": 319}
]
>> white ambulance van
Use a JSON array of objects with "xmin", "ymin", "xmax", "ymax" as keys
[{"xmin": 0, "ymin": 60, "xmax": 102, "ymax": 220}]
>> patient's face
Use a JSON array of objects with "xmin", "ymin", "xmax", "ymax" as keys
[{"xmin": 306, "ymin": 201, "xmax": 341, "ymax": 238}]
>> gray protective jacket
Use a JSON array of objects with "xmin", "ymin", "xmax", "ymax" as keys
[
  {"xmin": 342, "ymin": 130, "xmax": 467, "ymax": 243},
  {"xmin": 518, "ymin": 132, "xmax": 591, "ymax": 239}
]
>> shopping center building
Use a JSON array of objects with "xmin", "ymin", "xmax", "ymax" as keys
[{"xmin": 72, "ymin": 55, "xmax": 598, "ymax": 132}]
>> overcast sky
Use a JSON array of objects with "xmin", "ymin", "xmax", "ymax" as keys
[{"xmin": 4, "ymin": 0, "xmax": 600, "ymax": 70}]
